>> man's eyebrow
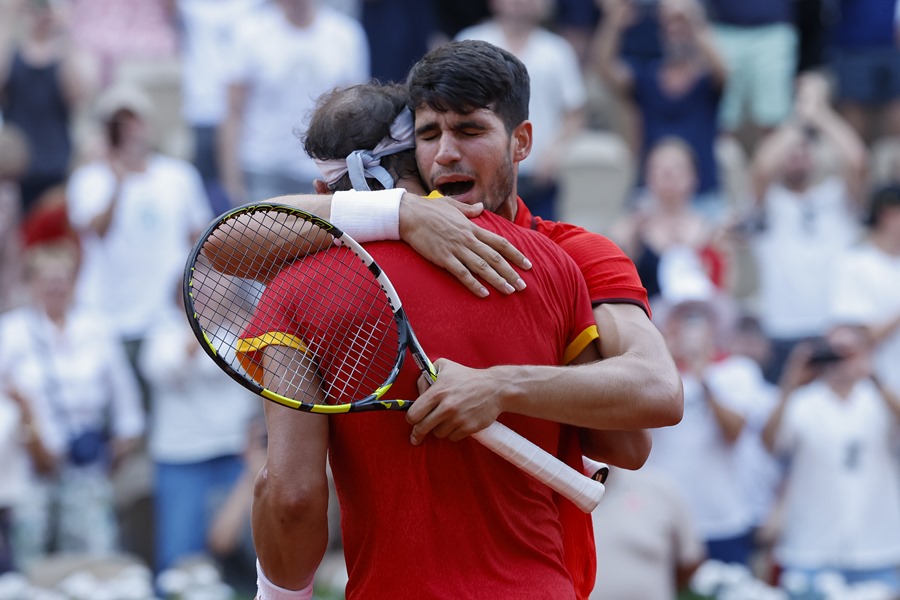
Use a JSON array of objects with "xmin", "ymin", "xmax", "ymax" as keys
[
  {"xmin": 415, "ymin": 122, "xmax": 439, "ymax": 137},
  {"xmin": 415, "ymin": 118, "xmax": 489, "ymax": 137},
  {"xmin": 454, "ymin": 120, "xmax": 487, "ymax": 131}
]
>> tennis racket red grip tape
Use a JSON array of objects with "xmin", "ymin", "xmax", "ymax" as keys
[{"xmin": 473, "ymin": 422, "xmax": 606, "ymax": 512}]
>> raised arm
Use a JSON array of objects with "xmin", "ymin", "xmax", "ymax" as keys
[
  {"xmin": 205, "ymin": 190, "xmax": 533, "ymax": 295},
  {"xmin": 590, "ymin": 0, "xmax": 636, "ymax": 95},
  {"xmin": 699, "ymin": 380, "xmax": 745, "ymax": 444},
  {"xmin": 407, "ymin": 303, "xmax": 682, "ymax": 461},
  {"xmin": 761, "ymin": 343, "xmax": 814, "ymax": 452},
  {"xmin": 794, "ymin": 73, "xmax": 868, "ymax": 206},
  {"xmin": 750, "ymin": 124, "xmax": 804, "ymax": 204},
  {"xmin": 219, "ymin": 82, "xmax": 249, "ymax": 206},
  {"xmin": 689, "ymin": 0, "xmax": 728, "ymax": 89}
]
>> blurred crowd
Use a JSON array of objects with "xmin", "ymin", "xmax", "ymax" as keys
[{"xmin": 1, "ymin": 0, "xmax": 900, "ymax": 599}]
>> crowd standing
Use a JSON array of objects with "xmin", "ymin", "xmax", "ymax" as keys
[{"xmin": 1, "ymin": 0, "xmax": 900, "ymax": 598}]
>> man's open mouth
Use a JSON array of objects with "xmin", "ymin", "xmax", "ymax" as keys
[{"xmin": 437, "ymin": 180, "xmax": 475, "ymax": 197}]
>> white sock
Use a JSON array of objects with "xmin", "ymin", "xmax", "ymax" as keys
[{"xmin": 256, "ymin": 560, "xmax": 314, "ymax": 600}]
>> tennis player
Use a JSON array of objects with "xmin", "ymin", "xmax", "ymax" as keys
[
  {"xmin": 248, "ymin": 80, "xmax": 610, "ymax": 600},
  {"xmin": 217, "ymin": 40, "xmax": 682, "ymax": 599}
]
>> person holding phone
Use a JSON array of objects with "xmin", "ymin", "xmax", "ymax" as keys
[{"xmin": 762, "ymin": 325, "xmax": 900, "ymax": 593}]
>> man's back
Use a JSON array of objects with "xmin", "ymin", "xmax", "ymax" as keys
[{"xmin": 321, "ymin": 211, "xmax": 595, "ymax": 599}]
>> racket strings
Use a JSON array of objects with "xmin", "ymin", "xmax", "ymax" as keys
[
  {"xmin": 189, "ymin": 208, "xmax": 402, "ymax": 407},
  {"xmin": 283, "ymin": 233, "xmax": 399, "ymax": 403}
]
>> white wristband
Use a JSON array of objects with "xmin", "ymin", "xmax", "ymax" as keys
[
  {"xmin": 256, "ymin": 560, "xmax": 314, "ymax": 600},
  {"xmin": 330, "ymin": 188, "xmax": 403, "ymax": 243}
]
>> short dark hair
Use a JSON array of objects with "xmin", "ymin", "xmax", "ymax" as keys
[
  {"xmin": 866, "ymin": 183, "xmax": 900, "ymax": 229},
  {"xmin": 406, "ymin": 40, "xmax": 530, "ymax": 134},
  {"xmin": 303, "ymin": 82, "xmax": 421, "ymax": 191}
]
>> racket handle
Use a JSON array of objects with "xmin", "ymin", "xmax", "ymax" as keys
[
  {"xmin": 472, "ymin": 421, "xmax": 606, "ymax": 513},
  {"xmin": 582, "ymin": 456, "xmax": 610, "ymax": 483}
]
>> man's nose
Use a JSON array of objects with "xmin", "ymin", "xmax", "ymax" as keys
[{"xmin": 435, "ymin": 135, "xmax": 461, "ymax": 165}]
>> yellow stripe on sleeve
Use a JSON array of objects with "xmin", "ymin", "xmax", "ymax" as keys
[
  {"xmin": 563, "ymin": 325, "xmax": 599, "ymax": 364},
  {"xmin": 236, "ymin": 332, "xmax": 309, "ymax": 386}
]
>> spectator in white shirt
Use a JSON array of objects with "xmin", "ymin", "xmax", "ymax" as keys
[
  {"xmin": 830, "ymin": 185, "xmax": 900, "ymax": 397},
  {"xmin": 0, "ymin": 241, "xmax": 144, "ymax": 567},
  {"xmin": 746, "ymin": 72, "xmax": 867, "ymax": 383},
  {"xmin": 66, "ymin": 83, "xmax": 213, "ymax": 402},
  {"xmin": 455, "ymin": 0, "xmax": 587, "ymax": 220},
  {"xmin": 648, "ymin": 263, "xmax": 757, "ymax": 567},
  {"xmin": 762, "ymin": 325, "xmax": 900, "ymax": 593},
  {"xmin": 138, "ymin": 281, "xmax": 260, "ymax": 573},
  {"xmin": 218, "ymin": 0, "xmax": 369, "ymax": 205}
]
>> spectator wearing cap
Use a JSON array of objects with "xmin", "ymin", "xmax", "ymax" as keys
[
  {"xmin": 65, "ymin": 84, "xmax": 212, "ymax": 400},
  {"xmin": 646, "ymin": 261, "xmax": 763, "ymax": 567},
  {"xmin": 829, "ymin": 185, "xmax": 900, "ymax": 397},
  {"xmin": 64, "ymin": 84, "xmax": 212, "ymax": 567}
]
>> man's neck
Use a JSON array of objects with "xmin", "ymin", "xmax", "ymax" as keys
[{"xmin": 496, "ymin": 196, "xmax": 518, "ymax": 222}]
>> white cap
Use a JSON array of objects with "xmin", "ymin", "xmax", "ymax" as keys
[{"xmin": 93, "ymin": 84, "xmax": 154, "ymax": 123}]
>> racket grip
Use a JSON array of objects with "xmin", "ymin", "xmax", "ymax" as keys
[{"xmin": 472, "ymin": 421, "xmax": 606, "ymax": 513}]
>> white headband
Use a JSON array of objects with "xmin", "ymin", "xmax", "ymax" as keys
[{"xmin": 314, "ymin": 107, "xmax": 416, "ymax": 191}]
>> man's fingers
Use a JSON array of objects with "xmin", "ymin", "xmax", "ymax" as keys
[
  {"xmin": 446, "ymin": 197, "xmax": 484, "ymax": 217},
  {"xmin": 408, "ymin": 409, "xmax": 439, "ymax": 446},
  {"xmin": 458, "ymin": 250, "xmax": 519, "ymax": 295},
  {"xmin": 445, "ymin": 243, "xmax": 527, "ymax": 297},
  {"xmin": 444, "ymin": 256, "xmax": 490, "ymax": 297},
  {"xmin": 475, "ymin": 229, "xmax": 532, "ymax": 271},
  {"xmin": 415, "ymin": 373, "xmax": 432, "ymax": 395}
]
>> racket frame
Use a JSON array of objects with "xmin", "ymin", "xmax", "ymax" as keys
[{"xmin": 184, "ymin": 202, "xmax": 435, "ymax": 414}]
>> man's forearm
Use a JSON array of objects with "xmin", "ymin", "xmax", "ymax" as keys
[
  {"xmin": 252, "ymin": 473, "xmax": 329, "ymax": 590},
  {"xmin": 254, "ymin": 400, "xmax": 330, "ymax": 591},
  {"xmin": 496, "ymin": 354, "xmax": 682, "ymax": 430},
  {"xmin": 89, "ymin": 179, "xmax": 124, "ymax": 238}
]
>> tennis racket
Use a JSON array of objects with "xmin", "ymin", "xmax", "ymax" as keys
[{"xmin": 183, "ymin": 202, "xmax": 606, "ymax": 513}]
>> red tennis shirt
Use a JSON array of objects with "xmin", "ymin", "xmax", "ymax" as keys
[{"xmin": 240, "ymin": 210, "xmax": 598, "ymax": 599}]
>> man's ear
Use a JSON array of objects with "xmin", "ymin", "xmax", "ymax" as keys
[
  {"xmin": 313, "ymin": 179, "xmax": 330, "ymax": 195},
  {"xmin": 511, "ymin": 120, "xmax": 533, "ymax": 164}
]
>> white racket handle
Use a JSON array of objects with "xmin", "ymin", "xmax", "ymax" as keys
[{"xmin": 472, "ymin": 421, "xmax": 606, "ymax": 513}]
